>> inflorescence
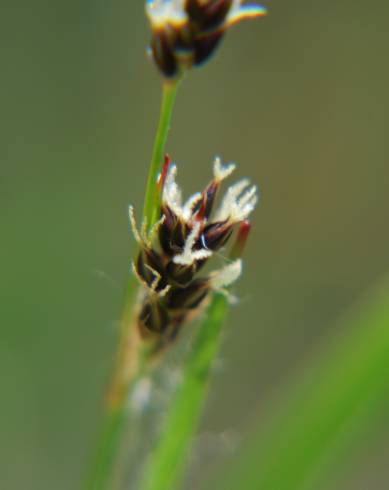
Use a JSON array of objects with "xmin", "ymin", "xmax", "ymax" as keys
[
  {"xmin": 146, "ymin": 0, "xmax": 266, "ymax": 77},
  {"xmin": 130, "ymin": 155, "xmax": 257, "ymax": 352}
]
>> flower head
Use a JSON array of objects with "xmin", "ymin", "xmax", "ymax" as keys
[
  {"xmin": 146, "ymin": 0, "xmax": 267, "ymax": 78},
  {"xmin": 130, "ymin": 155, "xmax": 258, "ymax": 351}
]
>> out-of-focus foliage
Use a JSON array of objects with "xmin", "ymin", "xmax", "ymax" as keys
[
  {"xmin": 1, "ymin": 0, "xmax": 389, "ymax": 489},
  {"xmin": 213, "ymin": 276, "xmax": 389, "ymax": 490}
]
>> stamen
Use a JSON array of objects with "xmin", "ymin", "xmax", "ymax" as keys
[
  {"xmin": 163, "ymin": 163, "xmax": 183, "ymax": 217},
  {"xmin": 236, "ymin": 185, "xmax": 258, "ymax": 220},
  {"xmin": 173, "ymin": 221, "xmax": 212, "ymax": 265},
  {"xmin": 215, "ymin": 179, "xmax": 258, "ymax": 222},
  {"xmin": 129, "ymin": 205, "xmax": 143, "ymax": 244},
  {"xmin": 209, "ymin": 259, "xmax": 242, "ymax": 289},
  {"xmin": 213, "ymin": 156, "xmax": 236, "ymax": 182}
]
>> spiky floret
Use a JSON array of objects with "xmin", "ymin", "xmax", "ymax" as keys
[
  {"xmin": 130, "ymin": 155, "xmax": 257, "ymax": 352},
  {"xmin": 146, "ymin": 0, "xmax": 267, "ymax": 78}
]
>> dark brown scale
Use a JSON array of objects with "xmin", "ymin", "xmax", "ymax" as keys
[
  {"xmin": 195, "ymin": 220, "xmax": 233, "ymax": 251},
  {"xmin": 150, "ymin": 30, "xmax": 178, "ymax": 78},
  {"xmin": 166, "ymin": 279, "xmax": 209, "ymax": 310},
  {"xmin": 193, "ymin": 180, "xmax": 219, "ymax": 220},
  {"xmin": 161, "ymin": 204, "xmax": 178, "ymax": 229},
  {"xmin": 172, "ymin": 220, "xmax": 189, "ymax": 248},
  {"xmin": 186, "ymin": 289, "xmax": 209, "ymax": 309},
  {"xmin": 159, "ymin": 206, "xmax": 177, "ymax": 255},
  {"xmin": 139, "ymin": 300, "xmax": 169, "ymax": 335},
  {"xmin": 186, "ymin": 0, "xmax": 233, "ymax": 32},
  {"xmin": 193, "ymin": 31, "xmax": 224, "ymax": 66},
  {"xmin": 159, "ymin": 221, "xmax": 175, "ymax": 256},
  {"xmin": 159, "ymin": 207, "xmax": 189, "ymax": 257},
  {"xmin": 166, "ymin": 261, "xmax": 197, "ymax": 287},
  {"xmin": 202, "ymin": 181, "xmax": 219, "ymax": 218},
  {"xmin": 136, "ymin": 248, "xmax": 169, "ymax": 293},
  {"xmin": 174, "ymin": 22, "xmax": 196, "ymax": 55}
]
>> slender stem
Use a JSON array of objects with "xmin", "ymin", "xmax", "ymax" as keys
[
  {"xmin": 138, "ymin": 293, "xmax": 229, "ymax": 490},
  {"xmin": 143, "ymin": 81, "xmax": 180, "ymax": 229},
  {"xmin": 86, "ymin": 80, "xmax": 180, "ymax": 490},
  {"xmin": 86, "ymin": 408, "xmax": 126, "ymax": 490}
]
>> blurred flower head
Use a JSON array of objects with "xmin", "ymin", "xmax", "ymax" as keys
[{"xmin": 146, "ymin": 0, "xmax": 267, "ymax": 78}]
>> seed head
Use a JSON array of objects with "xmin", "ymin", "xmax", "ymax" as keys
[
  {"xmin": 130, "ymin": 155, "xmax": 258, "ymax": 353},
  {"xmin": 146, "ymin": 0, "xmax": 267, "ymax": 78}
]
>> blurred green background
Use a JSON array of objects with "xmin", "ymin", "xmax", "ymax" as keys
[{"xmin": 2, "ymin": 0, "xmax": 389, "ymax": 489}]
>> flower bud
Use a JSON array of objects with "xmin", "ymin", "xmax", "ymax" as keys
[{"xmin": 146, "ymin": 0, "xmax": 266, "ymax": 78}]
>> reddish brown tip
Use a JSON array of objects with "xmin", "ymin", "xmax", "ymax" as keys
[
  {"xmin": 157, "ymin": 154, "xmax": 171, "ymax": 192},
  {"xmin": 230, "ymin": 220, "xmax": 251, "ymax": 259},
  {"xmin": 194, "ymin": 199, "xmax": 207, "ymax": 221},
  {"xmin": 194, "ymin": 181, "xmax": 219, "ymax": 221}
]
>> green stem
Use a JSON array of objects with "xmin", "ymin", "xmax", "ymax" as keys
[
  {"xmin": 143, "ymin": 81, "xmax": 180, "ymax": 228},
  {"xmin": 85, "ymin": 80, "xmax": 180, "ymax": 490},
  {"xmin": 138, "ymin": 293, "xmax": 229, "ymax": 490},
  {"xmin": 86, "ymin": 408, "xmax": 126, "ymax": 490}
]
